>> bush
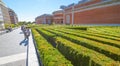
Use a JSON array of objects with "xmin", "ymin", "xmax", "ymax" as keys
[{"xmin": 32, "ymin": 29, "xmax": 73, "ymax": 66}]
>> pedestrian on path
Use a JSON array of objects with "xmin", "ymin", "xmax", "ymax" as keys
[
  {"xmin": 21, "ymin": 25, "xmax": 26, "ymax": 33},
  {"xmin": 24, "ymin": 27, "xmax": 30, "ymax": 40},
  {"xmin": 6, "ymin": 26, "xmax": 12, "ymax": 32},
  {"xmin": 20, "ymin": 27, "xmax": 30, "ymax": 46},
  {"xmin": 21, "ymin": 25, "xmax": 27, "ymax": 38}
]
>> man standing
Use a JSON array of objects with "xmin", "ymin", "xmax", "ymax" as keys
[
  {"xmin": 24, "ymin": 27, "xmax": 30, "ymax": 40},
  {"xmin": 21, "ymin": 25, "xmax": 25, "ymax": 32}
]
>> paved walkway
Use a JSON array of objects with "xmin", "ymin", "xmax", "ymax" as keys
[
  {"xmin": 0, "ymin": 30, "xmax": 7, "ymax": 35},
  {"xmin": 0, "ymin": 28, "xmax": 39, "ymax": 66}
]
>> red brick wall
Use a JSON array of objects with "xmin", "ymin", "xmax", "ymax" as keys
[
  {"xmin": 46, "ymin": 16, "xmax": 53, "ymax": 24},
  {"xmin": 65, "ymin": 7, "xmax": 72, "ymax": 12},
  {"xmin": 53, "ymin": 19, "xmax": 63, "ymax": 24},
  {"xmin": 64, "ymin": 13, "xmax": 72, "ymax": 24},
  {"xmin": 53, "ymin": 13, "xmax": 63, "ymax": 24},
  {"xmin": 36, "ymin": 17, "xmax": 44, "ymax": 24},
  {"xmin": 46, "ymin": 16, "xmax": 53, "ymax": 20},
  {"xmin": 75, "ymin": 0, "xmax": 101, "ymax": 9},
  {"xmin": 73, "ymin": 5, "xmax": 120, "ymax": 24},
  {"xmin": 36, "ymin": 16, "xmax": 53, "ymax": 24},
  {"xmin": 54, "ymin": 14, "xmax": 63, "ymax": 17},
  {"xmin": 36, "ymin": 19, "xmax": 42, "ymax": 24}
]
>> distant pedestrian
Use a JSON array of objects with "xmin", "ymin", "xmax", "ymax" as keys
[
  {"xmin": 9, "ymin": 26, "xmax": 12, "ymax": 31},
  {"xmin": 21, "ymin": 25, "xmax": 26, "ymax": 32},
  {"xmin": 24, "ymin": 27, "xmax": 30, "ymax": 39},
  {"xmin": 6, "ymin": 26, "xmax": 12, "ymax": 32}
]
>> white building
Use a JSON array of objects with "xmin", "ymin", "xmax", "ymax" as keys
[
  {"xmin": 0, "ymin": 0, "xmax": 12, "ymax": 30},
  {"xmin": 0, "ymin": 6, "xmax": 4, "ymax": 30}
]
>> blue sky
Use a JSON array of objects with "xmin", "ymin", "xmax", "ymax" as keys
[{"xmin": 3, "ymin": 0, "xmax": 80, "ymax": 22}]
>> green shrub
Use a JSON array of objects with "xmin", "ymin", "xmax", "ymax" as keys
[
  {"xmin": 43, "ymin": 28, "xmax": 120, "ymax": 61},
  {"xmin": 36, "ymin": 28, "xmax": 120, "ymax": 66},
  {"xmin": 32, "ymin": 29, "xmax": 73, "ymax": 66}
]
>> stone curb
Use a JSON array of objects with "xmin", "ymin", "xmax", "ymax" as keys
[{"xmin": 27, "ymin": 30, "xmax": 40, "ymax": 66}]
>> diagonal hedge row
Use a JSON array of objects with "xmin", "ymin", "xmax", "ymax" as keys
[
  {"xmin": 95, "ymin": 27, "xmax": 120, "ymax": 35},
  {"xmin": 88, "ymin": 28, "xmax": 120, "ymax": 38},
  {"xmin": 66, "ymin": 28, "xmax": 120, "ymax": 41},
  {"xmin": 31, "ymin": 29, "xmax": 73, "ymax": 66},
  {"xmin": 53, "ymin": 28, "xmax": 120, "ymax": 48},
  {"xmin": 55, "ymin": 37, "xmax": 120, "ymax": 66},
  {"xmin": 36, "ymin": 28, "xmax": 120, "ymax": 66},
  {"xmin": 103, "ymin": 28, "xmax": 120, "ymax": 33},
  {"xmin": 43, "ymin": 28, "xmax": 120, "ymax": 61}
]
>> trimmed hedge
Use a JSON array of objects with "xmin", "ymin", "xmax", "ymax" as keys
[
  {"xmin": 67, "ymin": 27, "xmax": 88, "ymax": 30},
  {"xmin": 32, "ymin": 29, "xmax": 73, "ymax": 66},
  {"xmin": 88, "ymin": 28, "xmax": 120, "ymax": 38},
  {"xmin": 53, "ymin": 28, "xmax": 120, "ymax": 48},
  {"xmin": 36, "ymin": 28, "xmax": 120, "ymax": 66},
  {"xmin": 5, "ymin": 24, "xmax": 19, "ymax": 29},
  {"xmin": 43, "ymin": 28, "xmax": 120, "ymax": 61},
  {"xmin": 66, "ymin": 28, "xmax": 120, "ymax": 41},
  {"xmin": 55, "ymin": 37, "xmax": 120, "ymax": 66}
]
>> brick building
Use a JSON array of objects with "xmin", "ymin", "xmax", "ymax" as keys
[
  {"xmin": 35, "ymin": 10, "xmax": 64, "ymax": 25},
  {"xmin": 64, "ymin": 0, "xmax": 120, "ymax": 24},
  {"xmin": 35, "ymin": 14, "xmax": 53, "ymax": 24},
  {"xmin": 53, "ymin": 10, "xmax": 63, "ymax": 24},
  {"xmin": 35, "ymin": 0, "xmax": 120, "ymax": 25},
  {"xmin": 8, "ymin": 8, "xmax": 18, "ymax": 24}
]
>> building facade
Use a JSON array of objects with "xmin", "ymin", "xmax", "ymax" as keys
[
  {"xmin": 64, "ymin": 0, "xmax": 120, "ymax": 24},
  {"xmin": 0, "ymin": 0, "xmax": 18, "ymax": 30},
  {"xmin": 0, "ymin": 0, "xmax": 11, "ymax": 24},
  {"xmin": 35, "ymin": 0, "xmax": 120, "ymax": 25},
  {"xmin": 53, "ymin": 10, "xmax": 63, "ymax": 24},
  {"xmin": 0, "ymin": 6, "xmax": 4, "ymax": 30},
  {"xmin": 0, "ymin": 0, "xmax": 12, "ymax": 30},
  {"xmin": 35, "ymin": 14, "xmax": 53, "ymax": 24},
  {"xmin": 8, "ymin": 8, "xmax": 18, "ymax": 24}
]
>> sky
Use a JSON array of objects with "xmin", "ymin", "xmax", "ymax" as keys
[{"xmin": 2, "ymin": 0, "xmax": 80, "ymax": 22}]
